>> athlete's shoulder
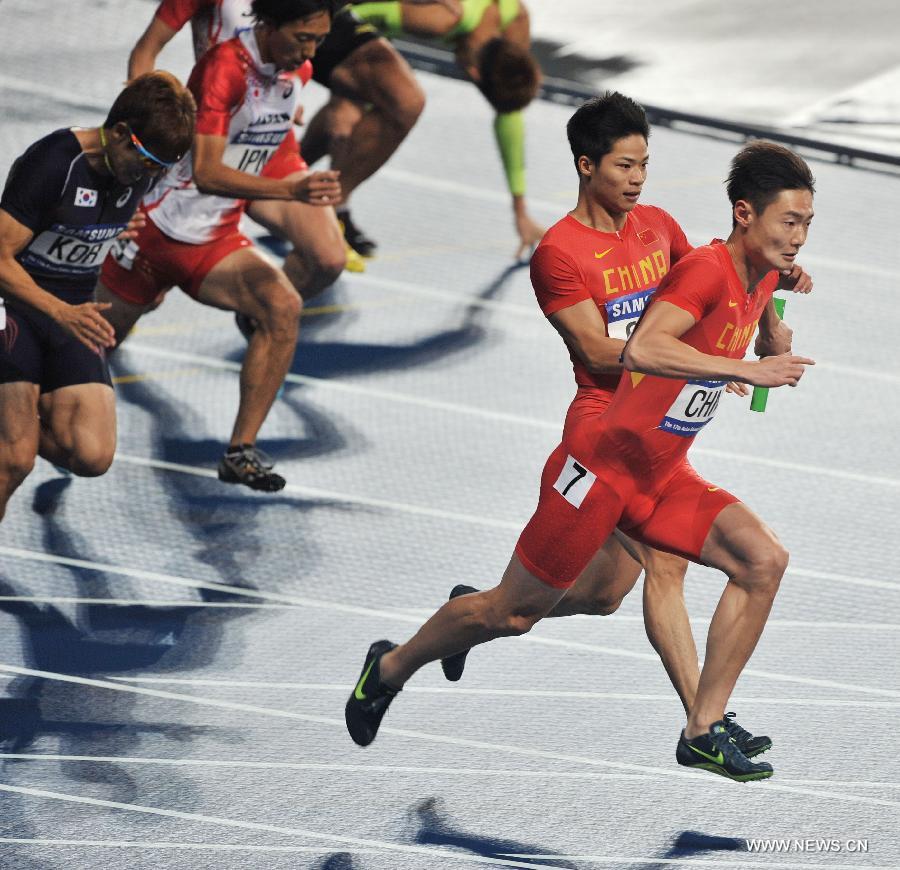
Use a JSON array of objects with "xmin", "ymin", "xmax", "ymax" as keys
[
  {"xmin": 156, "ymin": 0, "xmax": 216, "ymax": 30},
  {"xmin": 659, "ymin": 243, "xmax": 728, "ymax": 300},
  {"xmin": 3, "ymin": 129, "xmax": 80, "ymax": 192},
  {"xmin": 18, "ymin": 128, "xmax": 81, "ymax": 164},
  {"xmin": 631, "ymin": 203, "xmax": 684, "ymax": 233},
  {"xmin": 190, "ymin": 37, "xmax": 249, "ymax": 101},
  {"xmin": 672, "ymin": 241, "xmax": 723, "ymax": 270},
  {"xmin": 539, "ymin": 214, "xmax": 578, "ymax": 245}
]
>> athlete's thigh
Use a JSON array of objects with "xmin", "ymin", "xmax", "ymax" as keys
[
  {"xmin": 628, "ymin": 462, "xmax": 740, "ymax": 564},
  {"xmin": 328, "ymin": 37, "xmax": 420, "ymax": 109},
  {"xmin": 486, "ymin": 552, "xmax": 570, "ymax": 621},
  {"xmin": 247, "ymin": 189, "xmax": 343, "ymax": 258},
  {"xmin": 614, "ymin": 530, "xmax": 689, "ymax": 586},
  {"xmin": 39, "ymin": 382, "xmax": 116, "ymax": 450},
  {"xmin": 516, "ymin": 442, "xmax": 627, "ymax": 590},
  {"xmin": 0, "ymin": 381, "xmax": 40, "ymax": 446},
  {"xmin": 567, "ymin": 534, "xmax": 643, "ymax": 607},
  {"xmin": 95, "ymin": 278, "xmax": 152, "ymax": 345},
  {"xmin": 699, "ymin": 501, "xmax": 784, "ymax": 579},
  {"xmin": 195, "ymin": 246, "xmax": 291, "ymax": 315}
]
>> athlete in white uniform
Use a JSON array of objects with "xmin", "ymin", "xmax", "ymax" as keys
[
  {"xmin": 129, "ymin": 0, "xmax": 350, "ymax": 287},
  {"xmin": 99, "ymin": 0, "xmax": 341, "ymax": 492},
  {"xmin": 129, "ymin": 0, "xmax": 425, "ymax": 265}
]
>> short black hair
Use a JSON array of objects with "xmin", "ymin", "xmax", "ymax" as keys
[
  {"xmin": 726, "ymin": 141, "xmax": 816, "ymax": 218},
  {"xmin": 566, "ymin": 92, "xmax": 649, "ymax": 169},
  {"xmin": 251, "ymin": 0, "xmax": 335, "ymax": 28}
]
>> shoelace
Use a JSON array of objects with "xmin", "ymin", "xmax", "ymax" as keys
[{"xmin": 723, "ymin": 711, "xmax": 752, "ymax": 743}]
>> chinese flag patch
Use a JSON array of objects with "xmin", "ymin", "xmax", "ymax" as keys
[{"xmin": 637, "ymin": 228, "xmax": 658, "ymax": 245}]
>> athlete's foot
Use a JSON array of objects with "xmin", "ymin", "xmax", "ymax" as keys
[
  {"xmin": 440, "ymin": 584, "xmax": 479, "ymax": 681},
  {"xmin": 723, "ymin": 711, "xmax": 772, "ymax": 758},
  {"xmin": 345, "ymin": 639, "xmax": 400, "ymax": 746},
  {"xmin": 676, "ymin": 721, "xmax": 774, "ymax": 782},
  {"xmin": 217, "ymin": 444, "xmax": 285, "ymax": 492},
  {"xmin": 338, "ymin": 209, "xmax": 377, "ymax": 258},
  {"xmin": 343, "ymin": 241, "xmax": 367, "ymax": 273}
]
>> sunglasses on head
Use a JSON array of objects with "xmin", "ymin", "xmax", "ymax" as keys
[{"xmin": 127, "ymin": 125, "xmax": 177, "ymax": 169}]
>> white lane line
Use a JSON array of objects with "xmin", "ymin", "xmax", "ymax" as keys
[
  {"xmin": 0, "ymin": 754, "xmax": 652, "ymax": 782},
  {"xmin": 347, "ymin": 273, "xmax": 541, "ymax": 319},
  {"xmin": 0, "ymin": 596, "xmax": 302, "ymax": 610},
  {"xmin": 562, "ymin": 613, "xmax": 900, "ymax": 631},
  {"xmin": 0, "ymin": 663, "xmax": 897, "ymax": 809},
  {"xmin": 814, "ymin": 359, "xmax": 900, "ymax": 385},
  {"xmin": 118, "ymin": 454, "xmax": 900, "ymax": 594},
  {"xmin": 782, "ymin": 565, "xmax": 900, "ymax": 593},
  {"xmin": 0, "ymin": 74, "xmax": 108, "ymax": 111},
  {"xmin": 2, "ymin": 546, "xmax": 896, "ymax": 698},
  {"xmin": 105, "ymin": 678, "xmax": 900, "ymax": 710},
  {"xmin": 4, "ymin": 754, "xmax": 898, "ymax": 793},
  {"xmin": 0, "ymin": 841, "xmax": 892, "ymax": 870},
  {"xmin": 0, "ymin": 838, "xmax": 390, "ymax": 857},
  {"xmin": 3, "ymin": 595, "xmax": 899, "ymax": 631},
  {"xmin": 0, "ymin": 545, "xmax": 428, "ymax": 620},
  {"xmin": 122, "ymin": 342, "xmax": 561, "ymax": 435},
  {"xmin": 121, "ymin": 342, "xmax": 900, "ymax": 493},
  {"xmin": 498, "ymin": 856, "xmax": 895, "ymax": 870},
  {"xmin": 115, "ymin": 451, "xmax": 521, "ymax": 531},
  {"xmin": 379, "ymin": 167, "xmax": 899, "ymax": 285},
  {"xmin": 0, "ymin": 784, "xmax": 553, "ymax": 870},
  {"xmin": 523, "ymin": 634, "xmax": 900, "ymax": 699},
  {"xmin": 691, "ymin": 446, "xmax": 900, "ymax": 493}
]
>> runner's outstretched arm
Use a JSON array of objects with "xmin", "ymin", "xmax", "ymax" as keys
[{"xmin": 128, "ymin": 13, "xmax": 178, "ymax": 80}]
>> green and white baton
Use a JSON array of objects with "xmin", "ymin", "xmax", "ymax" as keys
[{"xmin": 750, "ymin": 296, "xmax": 786, "ymax": 413}]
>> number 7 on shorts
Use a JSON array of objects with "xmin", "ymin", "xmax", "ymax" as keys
[{"xmin": 553, "ymin": 455, "xmax": 596, "ymax": 509}]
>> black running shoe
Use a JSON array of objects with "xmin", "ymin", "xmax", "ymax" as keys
[
  {"xmin": 235, "ymin": 312, "xmax": 257, "ymax": 342},
  {"xmin": 440, "ymin": 584, "xmax": 479, "ymax": 682},
  {"xmin": 218, "ymin": 444, "xmax": 285, "ymax": 492},
  {"xmin": 676, "ymin": 721, "xmax": 774, "ymax": 782},
  {"xmin": 724, "ymin": 711, "xmax": 772, "ymax": 759},
  {"xmin": 345, "ymin": 640, "xmax": 399, "ymax": 746},
  {"xmin": 338, "ymin": 210, "xmax": 377, "ymax": 257}
]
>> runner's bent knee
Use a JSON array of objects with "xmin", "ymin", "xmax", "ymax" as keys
[{"xmin": 0, "ymin": 442, "xmax": 37, "ymax": 485}]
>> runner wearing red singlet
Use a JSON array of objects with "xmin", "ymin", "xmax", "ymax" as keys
[
  {"xmin": 129, "ymin": 0, "xmax": 426, "ymax": 264},
  {"xmin": 345, "ymin": 138, "xmax": 816, "ymax": 783},
  {"xmin": 98, "ymin": 0, "xmax": 342, "ymax": 492},
  {"xmin": 439, "ymin": 95, "xmax": 780, "ymax": 760}
]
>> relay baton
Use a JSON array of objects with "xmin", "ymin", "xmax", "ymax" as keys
[{"xmin": 750, "ymin": 296, "xmax": 786, "ymax": 412}]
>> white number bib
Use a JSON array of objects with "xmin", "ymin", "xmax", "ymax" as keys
[
  {"xmin": 553, "ymin": 455, "xmax": 597, "ymax": 509},
  {"xmin": 659, "ymin": 380, "xmax": 726, "ymax": 437},
  {"xmin": 605, "ymin": 287, "xmax": 655, "ymax": 340}
]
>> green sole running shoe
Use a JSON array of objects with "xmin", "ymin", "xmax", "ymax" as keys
[
  {"xmin": 676, "ymin": 721, "xmax": 774, "ymax": 782},
  {"xmin": 345, "ymin": 640, "xmax": 399, "ymax": 747},
  {"xmin": 440, "ymin": 584, "xmax": 479, "ymax": 682},
  {"xmin": 724, "ymin": 711, "xmax": 772, "ymax": 758}
]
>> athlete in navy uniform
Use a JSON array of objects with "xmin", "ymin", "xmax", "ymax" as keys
[{"xmin": 0, "ymin": 71, "xmax": 195, "ymax": 522}]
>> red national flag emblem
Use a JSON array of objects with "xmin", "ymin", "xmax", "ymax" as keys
[{"xmin": 637, "ymin": 228, "xmax": 658, "ymax": 245}]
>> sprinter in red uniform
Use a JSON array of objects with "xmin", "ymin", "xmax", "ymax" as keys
[
  {"xmin": 439, "ymin": 94, "xmax": 787, "ymax": 762},
  {"xmin": 345, "ymin": 139, "xmax": 816, "ymax": 783}
]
